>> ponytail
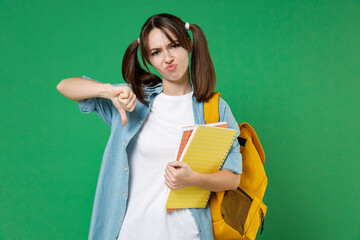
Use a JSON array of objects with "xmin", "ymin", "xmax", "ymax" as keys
[
  {"xmin": 122, "ymin": 40, "xmax": 161, "ymax": 104},
  {"xmin": 188, "ymin": 24, "xmax": 216, "ymax": 102}
]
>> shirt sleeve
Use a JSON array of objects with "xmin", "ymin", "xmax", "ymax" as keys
[
  {"xmin": 78, "ymin": 75, "xmax": 114, "ymax": 127},
  {"xmin": 218, "ymin": 98, "xmax": 242, "ymax": 174}
]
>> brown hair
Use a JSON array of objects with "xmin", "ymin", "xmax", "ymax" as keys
[{"xmin": 122, "ymin": 13, "xmax": 216, "ymax": 104}]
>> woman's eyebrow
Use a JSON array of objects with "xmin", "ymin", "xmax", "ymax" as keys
[{"xmin": 150, "ymin": 40, "xmax": 179, "ymax": 51}]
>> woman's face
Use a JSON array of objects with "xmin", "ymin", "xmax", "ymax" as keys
[{"xmin": 146, "ymin": 28, "xmax": 191, "ymax": 85}]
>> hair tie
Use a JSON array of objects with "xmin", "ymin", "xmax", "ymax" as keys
[
  {"xmin": 185, "ymin": 22, "xmax": 190, "ymax": 31},
  {"xmin": 137, "ymin": 37, "xmax": 140, "ymax": 44}
]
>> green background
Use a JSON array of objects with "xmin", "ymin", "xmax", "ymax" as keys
[{"xmin": 1, "ymin": 0, "xmax": 359, "ymax": 239}]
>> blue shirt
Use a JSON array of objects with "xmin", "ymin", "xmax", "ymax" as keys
[{"xmin": 79, "ymin": 75, "xmax": 242, "ymax": 240}]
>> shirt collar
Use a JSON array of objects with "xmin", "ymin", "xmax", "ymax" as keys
[
  {"xmin": 143, "ymin": 82, "xmax": 195, "ymax": 100},
  {"xmin": 142, "ymin": 82, "xmax": 163, "ymax": 102},
  {"xmin": 142, "ymin": 82, "xmax": 163, "ymax": 92}
]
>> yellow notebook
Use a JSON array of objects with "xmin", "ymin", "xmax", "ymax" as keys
[{"xmin": 165, "ymin": 125, "xmax": 238, "ymax": 209}]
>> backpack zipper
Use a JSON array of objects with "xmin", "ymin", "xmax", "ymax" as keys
[{"xmin": 237, "ymin": 187, "xmax": 253, "ymax": 202}]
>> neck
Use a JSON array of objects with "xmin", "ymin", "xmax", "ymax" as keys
[{"xmin": 162, "ymin": 70, "xmax": 192, "ymax": 96}]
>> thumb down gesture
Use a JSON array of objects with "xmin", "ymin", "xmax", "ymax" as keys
[{"xmin": 109, "ymin": 86, "xmax": 137, "ymax": 126}]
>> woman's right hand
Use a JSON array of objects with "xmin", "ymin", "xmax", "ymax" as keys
[{"xmin": 107, "ymin": 85, "xmax": 137, "ymax": 126}]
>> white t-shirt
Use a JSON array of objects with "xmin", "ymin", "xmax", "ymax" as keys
[{"xmin": 117, "ymin": 91, "xmax": 200, "ymax": 240}]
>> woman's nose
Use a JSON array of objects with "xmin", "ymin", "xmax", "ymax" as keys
[{"xmin": 163, "ymin": 50, "xmax": 174, "ymax": 63}]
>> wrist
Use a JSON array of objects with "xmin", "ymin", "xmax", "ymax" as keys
[
  {"xmin": 191, "ymin": 171, "xmax": 201, "ymax": 188},
  {"xmin": 100, "ymin": 83, "xmax": 113, "ymax": 99}
]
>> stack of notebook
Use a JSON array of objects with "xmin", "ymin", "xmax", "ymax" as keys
[{"xmin": 165, "ymin": 122, "xmax": 238, "ymax": 209}]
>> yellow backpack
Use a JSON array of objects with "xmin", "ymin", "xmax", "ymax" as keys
[{"xmin": 204, "ymin": 92, "xmax": 268, "ymax": 240}]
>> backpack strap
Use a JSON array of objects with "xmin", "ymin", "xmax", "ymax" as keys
[
  {"xmin": 204, "ymin": 93, "xmax": 266, "ymax": 164},
  {"xmin": 204, "ymin": 92, "xmax": 221, "ymax": 124},
  {"xmin": 239, "ymin": 123, "xmax": 266, "ymax": 164}
]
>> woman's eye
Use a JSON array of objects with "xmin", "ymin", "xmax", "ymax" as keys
[
  {"xmin": 151, "ymin": 51, "xmax": 159, "ymax": 56},
  {"xmin": 171, "ymin": 44, "xmax": 180, "ymax": 49}
]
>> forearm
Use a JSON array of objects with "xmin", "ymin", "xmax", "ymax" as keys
[
  {"xmin": 57, "ymin": 77, "xmax": 111, "ymax": 102},
  {"xmin": 192, "ymin": 169, "xmax": 240, "ymax": 192}
]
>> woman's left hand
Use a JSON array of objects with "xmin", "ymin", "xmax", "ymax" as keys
[{"xmin": 164, "ymin": 161, "xmax": 197, "ymax": 190}]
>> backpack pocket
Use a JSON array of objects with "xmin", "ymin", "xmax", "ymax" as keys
[
  {"xmin": 221, "ymin": 187, "xmax": 253, "ymax": 235},
  {"xmin": 221, "ymin": 187, "xmax": 267, "ymax": 240}
]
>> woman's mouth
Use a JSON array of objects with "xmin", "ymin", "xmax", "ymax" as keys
[{"xmin": 166, "ymin": 64, "xmax": 177, "ymax": 71}]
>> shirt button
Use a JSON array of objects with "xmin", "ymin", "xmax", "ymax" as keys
[
  {"xmin": 124, "ymin": 141, "xmax": 127, "ymax": 146},
  {"xmin": 140, "ymin": 121, "xmax": 143, "ymax": 124},
  {"xmin": 123, "ymin": 193, "xmax": 127, "ymax": 197},
  {"xmin": 157, "ymin": 87, "xmax": 161, "ymax": 91},
  {"xmin": 118, "ymin": 218, "xmax": 122, "ymax": 222},
  {"xmin": 124, "ymin": 168, "xmax": 128, "ymax": 172}
]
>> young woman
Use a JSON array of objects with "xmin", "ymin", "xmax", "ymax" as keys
[{"xmin": 57, "ymin": 13, "xmax": 242, "ymax": 240}]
